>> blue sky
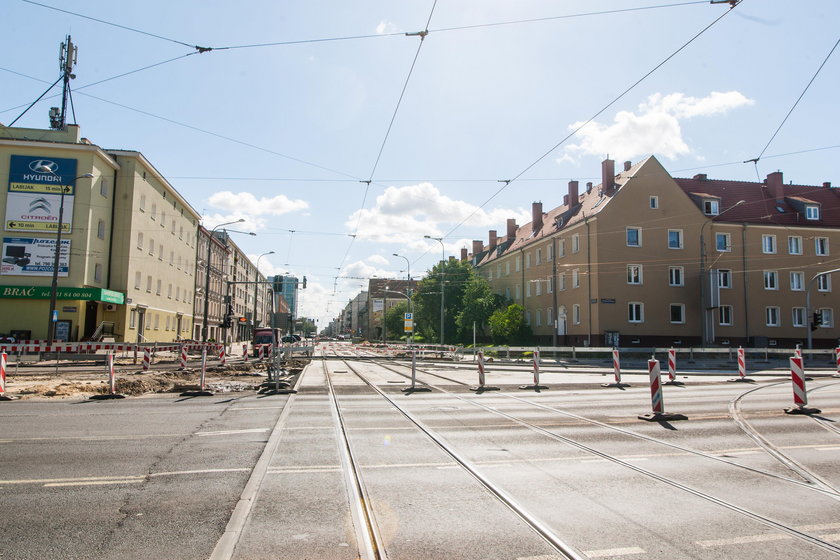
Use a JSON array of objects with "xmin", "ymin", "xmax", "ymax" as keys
[{"xmin": 3, "ymin": 0, "xmax": 838, "ymax": 329}]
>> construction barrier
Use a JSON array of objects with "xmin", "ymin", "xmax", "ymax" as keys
[
  {"xmin": 219, "ymin": 346, "xmax": 226, "ymax": 366},
  {"xmin": 532, "ymin": 348, "xmax": 540, "ymax": 386},
  {"xmin": 180, "ymin": 344, "xmax": 188, "ymax": 369},
  {"xmin": 200, "ymin": 349, "xmax": 208, "ymax": 391},
  {"xmin": 648, "ymin": 358, "xmax": 664, "ymax": 414},
  {"xmin": 477, "ymin": 351, "xmax": 486, "ymax": 388},
  {"xmin": 738, "ymin": 346, "xmax": 746, "ymax": 379},
  {"xmin": 0, "ymin": 352, "xmax": 6, "ymax": 397},
  {"xmin": 613, "ymin": 347, "xmax": 621, "ymax": 384},
  {"xmin": 835, "ymin": 347, "xmax": 840, "ymax": 378},
  {"xmin": 242, "ymin": 344, "xmax": 248, "ymax": 362},
  {"xmin": 784, "ymin": 356, "xmax": 820, "ymax": 414},
  {"xmin": 142, "ymin": 347, "xmax": 151, "ymax": 371}
]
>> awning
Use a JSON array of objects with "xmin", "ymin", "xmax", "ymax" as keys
[{"xmin": 0, "ymin": 285, "xmax": 125, "ymax": 304}]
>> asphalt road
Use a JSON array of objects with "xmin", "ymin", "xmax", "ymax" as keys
[{"xmin": 2, "ymin": 352, "xmax": 839, "ymax": 560}]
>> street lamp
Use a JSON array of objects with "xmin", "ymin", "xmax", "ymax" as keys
[
  {"xmin": 424, "ymin": 235, "xmax": 446, "ymax": 345},
  {"xmin": 806, "ymin": 268, "xmax": 840, "ymax": 349},
  {"xmin": 36, "ymin": 166, "xmax": 93, "ymax": 344},
  {"xmin": 252, "ymin": 251, "xmax": 274, "ymax": 337},
  {"xmin": 698, "ymin": 200, "xmax": 744, "ymax": 346},
  {"xmin": 201, "ymin": 219, "xmax": 245, "ymax": 342}
]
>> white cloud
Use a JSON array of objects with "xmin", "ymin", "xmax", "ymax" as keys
[
  {"xmin": 346, "ymin": 183, "xmax": 529, "ymax": 245},
  {"xmin": 367, "ymin": 254, "xmax": 390, "ymax": 266},
  {"xmin": 561, "ymin": 91, "xmax": 754, "ymax": 161},
  {"xmin": 341, "ymin": 260, "xmax": 395, "ymax": 280},
  {"xmin": 376, "ymin": 20, "xmax": 400, "ymax": 34},
  {"xmin": 208, "ymin": 191, "xmax": 308, "ymax": 216}
]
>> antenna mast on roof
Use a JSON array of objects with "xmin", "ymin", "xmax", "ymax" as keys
[{"xmin": 50, "ymin": 35, "xmax": 77, "ymax": 130}]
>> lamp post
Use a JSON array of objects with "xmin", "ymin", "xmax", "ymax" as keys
[
  {"xmin": 806, "ymin": 268, "xmax": 840, "ymax": 349},
  {"xmin": 698, "ymin": 200, "xmax": 744, "ymax": 346},
  {"xmin": 252, "ymin": 251, "xmax": 274, "ymax": 337},
  {"xmin": 393, "ymin": 253, "xmax": 413, "ymax": 344},
  {"xmin": 37, "ymin": 166, "xmax": 93, "ymax": 344},
  {"xmin": 424, "ymin": 235, "xmax": 445, "ymax": 345},
  {"xmin": 201, "ymin": 219, "xmax": 245, "ymax": 343}
]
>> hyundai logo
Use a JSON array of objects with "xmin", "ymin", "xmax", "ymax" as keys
[{"xmin": 29, "ymin": 159, "xmax": 58, "ymax": 174}]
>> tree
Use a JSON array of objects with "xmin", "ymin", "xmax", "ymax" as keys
[
  {"xmin": 413, "ymin": 258, "xmax": 473, "ymax": 344},
  {"xmin": 488, "ymin": 304, "xmax": 533, "ymax": 345},
  {"xmin": 384, "ymin": 301, "xmax": 408, "ymax": 340},
  {"xmin": 455, "ymin": 274, "xmax": 506, "ymax": 342}
]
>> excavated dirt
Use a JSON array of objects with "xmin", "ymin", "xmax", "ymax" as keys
[{"xmin": 3, "ymin": 357, "xmax": 310, "ymax": 400}]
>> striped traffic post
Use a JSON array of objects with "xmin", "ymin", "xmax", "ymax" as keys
[
  {"xmin": 638, "ymin": 356, "xmax": 687, "ymax": 421},
  {"xmin": 258, "ymin": 345, "xmax": 265, "ymax": 361},
  {"xmin": 520, "ymin": 348, "xmax": 548, "ymax": 390},
  {"xmin": 728, "ymin": 346, "xmax": 754, "ymax": 382},
  {"xmin": 402, "ymin": 349, "xmax": 430, "ymax": 393},
  {"xmin": 834, "ymin": 347, "xmax": 840, "ymax": 378},
  {"xmin": 785, "ymin": 356, "xmax": 820, "ymax": 414},
  {"xmin": 180, "ymin": 348, "xmax": 214, "ymax": 396},
  {"xmin": 602, "ymin": 347, "xmax": 629, "ymax": 388},
  {"xmin": 0, "ymin": 352, "xmax": 14, "ymax": 401},
  {"xmin": 89, "ymin": 353, "xmax": 125, "ymax": 400},
  {"xmin": 795, "ymin": 343, "xmax": 803, "ymax": 364},
  {"xmin": 179, "ymin": 344, "xmax": 188, "ymax": 369},
  {"xmin": 142, "ymin": 347, "xmax": 151, "ymax": 371},
  {"xmin": 219, "ymin": 345, "xmax": 226, "ymax": 366},
  {"xmin": 477, "ymin": 351, "xmax": 486, "ymax": 388},
  {"xmin": 664, "ymin": 347, "xmax": 684, "ymax": 385},
  {"xmin": 242, "ymin": 344, "xmax": 248, "ymax": 362}
]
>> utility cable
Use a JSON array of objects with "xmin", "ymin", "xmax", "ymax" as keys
[
  {"xmin": 443, "ymin": 0, "xmax": 742, "ymax": 240},
  {"xmin": 745, "ymin": 35, "xmax": 840, "ymax": 170},
  {"xmin": 7, "ymin": 75, "xmax": 62, "ymax": 126}
]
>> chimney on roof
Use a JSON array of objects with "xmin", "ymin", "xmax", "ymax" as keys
[
  {"xmin": 506, "ymin": 218, "xmax": 517, "ymax": 240},
  {"xmin": 823, "ymin": 182, "xmax": 832, "ymax": 188},
  {"xmin": 568, "ymin": 180, "xmax": 579, "ymax": 208},
  {"xmin": 624, "ymin": 160, "xmax": 632, "ymax": 172},
  {"xmin": 488, "ymin": 230, "xmax": 497, "ymax": 251},
  {"xmin": 472, "ymin": 240, "xmax": 483, "ymax": 255},
  {"xmin": 460, "ymin": 247, "xmax": 468, "ymax": 261},
  {"xmin": 766, "ymin": 171, "xmax": 784, "ymax": 203},
  {"xmin": 532, "ymin": 202, "xmax": 543, "ymax": 234},
  {"xmin": 693, "ymin": 173, "xmax": 708, "ymax": 181},
  {"xmin": 586, "ymin": 182, "xmax": 593, "ymax": 193},
  {"xmin": 602, "ymin": 158, "xmax": 615, "ymax": 192}
]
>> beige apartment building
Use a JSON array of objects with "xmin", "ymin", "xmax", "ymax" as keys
[{"xmin": 473, "ymin": 156, "xmax": 839, "ymax": 348}]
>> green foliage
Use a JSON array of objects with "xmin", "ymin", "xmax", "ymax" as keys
[
  {"xmin": 488, "ymin": 304, "xmax": 533, "ymax": 345},
  {"xmin": 412, "ymin": 258, "xmax": 473, "ymax": 344},
  {"xmin": 454, "ymin": 274, "xmax": 507, "ymax": 341},
  {"xmin": 384, "ymin": 301, "xmax": 408, "ymax": 340}
]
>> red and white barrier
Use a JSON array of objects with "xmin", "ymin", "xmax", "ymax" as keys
[
  {"xmin": 835, "ymin": 347, "xmax": 840, "ymax": 378},
  {"xmin": 258, "ymin": 345, "xmax": 265, "ymax": 361},
  {"xmin": 107, "ymin": 353, "xmax": 116, "ymax": 394},
  {"xmin": 790, "ymin": 356, "xmax": 807, "ymax": 408},
  {"xmin": 667, "ymin": 348, "xmax": 676, "ymax": 382},
  {"xmin": 180, "ymin": 344, "xmax": 188, "ymax": 369},
  {"xmin": 477, "ymin": 350, "xmax": 486, "ymax": 388},
  {"xmin": 142, "ymin": 347, "xmax": 151, "ymax": 371},
  {"xmin": 200, "ymin": 349, "xmax": 208, "ymax": 391},
  {"xmin": 0, "ymin": 352, "xmax": 6, "ymax": 396},
  {"xmin": 613, "ymin": 348, "xmax": 621, "ymax": 384},
  {"xmin": 532, "ymin": 348, "xmax": 540, "ymax": 386},
  {"xmin": 738, "ymin": 347, "xmax": 746, "ymax": 379},
  {"xmin": 795, "ymin": 344, "xmax": 803, "ymax": 364},
  {"xmin": 648, "ymin": 358, "xmax": 664, "ymax": 415},
  {"xmin": 219, "ymin": 346, "xmax": 226, "ymax": 366},
  {"xmin": 242, "ymin": 344, "xmax": 248, "ymax": 362}
]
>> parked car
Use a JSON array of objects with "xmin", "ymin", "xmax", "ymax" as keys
[{"xmin": 281, "ymin": 334, "xmax": 302, "ymax": 343}]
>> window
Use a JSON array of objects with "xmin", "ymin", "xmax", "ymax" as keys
[
  {"xmin": 154, "ymin": 314, "xmax": 159, "ymax": 330},
  {"xmin": 536, "ymin": 249, "xmax": 542, "ymax": 265},
  {"xmin": 176, "ymin": 286, "xmax": 181, "ymax": 301},
  {"xmin": 547, "ymin": 243, "xmax": 553, "ymax": 261},
  {"xmin": 137, "ymin": 232, "xmax": 144, "ymax": 249},
  {"xmin": 668, "ymin": 229, "xmax": 683, "ymax": 249},
  {"xmin": 161, "ymin": 211, "xmax": 167, "ymax": 227},
  {"xmin": 547, "ymin": 307, "xmax": 553, "ymax": 326},
  {"xmin": 515, "ymin": 284, "xmax": 521, "ymax": 300},
  {"xmin": 100, "ymin": 178, "xmax": 108, "ymax": 198},
  {"xmin": 766, "ymin": 306, "xmax": 780, "ymax": 327},
  {"xmin": 169, "ymin": 251, "xmax": 174, "ymax": 266},
  {"xmin": 718, "ymin": 269, "xmax": 732, "ymax": 289},
  {"xmin": 535, "ymin": 280, "xmax": 542, "ymax": 296},
  {"xmin": 526, "ymin": 282, "xmax": 531, "ymax": 298},
  {"xmin": 670, "ymin": 304, "xmax": 685, "ymax": 324},
  {"xmin": 719, "ymin": 305, "xmax": 733, "ymax": 326},
  {"xmin": 146, "ymin": 275, "xmax": 152, "ymax": 292},
  {"xmin": 496, "ymin": 264, "xmax": 501, "ymax": 277},
  {"xmin": 572, "ymin": 304, "xmax": 581, "ymax": 325},
  {"xmin": 716, "ymin": 232, "xmax": 731, "ymax": 252},
  {"xmin": 171, "ymin": 219, "xmax": 176, "ymax": 233},
  {"xmin": 572, "ymin": 234, "xmax": 580, "ymax": 253},
  {"xmin": 516, "ymin": 256, "xmax": 521, "ymax": 272},
  {"xmin": 559, "ymin": 239, "xmax": 566, "ymax": 257},
  {"xmin": 156, "ymin": 279, "xmax": 162, "ymax": 295},
  {"xmin": 572, "ymin": 269, "xmax": 580, "ymax": 288},
  {"xmin": 818, "ymin": 274, "xmax": 832, "ymax": 292},
  {"xmin": 505, "ymin": 287, "xmax": 510, "ymax": 299},
  {"xmin": 94, "ymin": 263, "xmax": 102, "ymax": 283},
  {"xmin": 536, "ymin": 310, "xmax": 542, "ymax": 327},
  {"xmin": 669, "ymin": 266, "xmax": 684, "ymax": 287},
  {"xmin": 626, "ymin": 227, "xmax": 641, "ymax": 247},
  {"xmin": 165, "ymin": 316, "xmax": 171, "ymax": 331},
  {"xmin": 547, "ymin": 277, "xmax": 553, "ymax": 294},
  {"xmin": 129, "ymin": 309, "xmax": 137, "ymax": 329},
  {"xmin": 627, "ymin": 264, "xmax": 643, "ymax": 285},
  {"xmin": 559, "ymin": 273, "xmax": 566, "ymax": 291},
  {"xmin": 818, "ymin": 308, "xmax": 834, "ymax": 328},
  {"xmin": 649, "ymin": 196, "xmax": 659, "ymax": 209},
  {"xmin": 628, "ymin": 302, "xmax": 643, "ymax": 323},
  {"xmin": 525, "ymin": 253, "xmax": 531, "ymax": 269},
  {"xmin": 168, "ymin": 284, "xmax": 173, "ymax": 299},
  {"xmin": 151, "ymin": 203, "xmax": 156, "ymax": 220},
  {"xmin": 525, "ymin": 310, "xmax": 531, "ymax": 325},
  {"xmin": 505, "ymin": 262, "xmax": 510, "ymax": 276},
  {"xmin": 704, "ymin": 199, "xmax": 720, "ymax": 215},
  {"xmin": 134, "ymin": 271, "xmax": 141, "ymax": 289},
  {"xmin": 792, "ymin": 307, "xmax": 806, "ymax": 328},
  {"xmin": 139, "ymin": 194, "xmax": 146, "ymax": 211},
  {"xmin": 97, "ymin": 219, "xmax": 106, "ymax": 240},
  {"xmin": 148, "ymin": 239, "xmax": 154, "ymax": 255},
  {"xmin": 763, "ymin": 271, "xmax": 778, "ymax": 290},
  {"xmin": 790, "ymin": 271, "xmax": 804, "ymax": 291},
  {"xmin": 762, "ymin": 234, "xmax": 776, "ymax": 254},
  {"xmin": 805, "ymin": 205, "xmax": 820, "ymax": 220},
  {"xmin": 815, "ymin": 237, "xmax": 829, "ymax": 256},
  {"xmin": 488, "ymin": 270, "xmax": 493, "ymax": 281},
  {"xmin": 179, "ymin": 226, "xmax": 184, "ymax": 240},
  {"xmin": 788, "ymin": 236, "xmax": 802, "ymax": 255}
]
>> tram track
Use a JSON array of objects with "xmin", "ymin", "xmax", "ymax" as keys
[{"xmin": 343, "ymin": 356, "xmax": 840, "ymax": 556}]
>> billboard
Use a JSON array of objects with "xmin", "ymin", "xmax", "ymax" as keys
[
  {"xmin": 5, "ymin": 155, "xmax": 78, "ymax": 233},
  {"xmin": 1, "ymin": 237, "xmax": 70, "ymax": 277}
]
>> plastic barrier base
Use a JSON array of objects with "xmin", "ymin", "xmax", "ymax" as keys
[
  {"xmin": 727, "ymin": 377, "xmax": 756, "ymax": 383},
  {"xmin": 519, "ymin": 384, "xmax": 549, "ymax": 391},
  {"xmin": 89, "ymin": 393, "xmax": 126, "ymax": 400},
  {"xmin": 0, "ymin": 394, "xmax": 19, "ymax": 401},
  {"xmin": 180, "ymin": 389, "xmax": 215, "ymax": 397},
  {"xmin": 638, "ymin": 412, "xmax": 688, "ymax": 422},
  {"xmin": 601, "ymin": 382, "xmax": 631, "ymax": 388},
  {"xmin": 469, "ymin": 385, "xmax": 500, "ymax": 392},
  {"xmin": 784, "ymin": 405, "xmax": 821, "ymax": 415},
  {"xmin": 401, "ymin": 386, "xmax": 432, "ymax": 393}
]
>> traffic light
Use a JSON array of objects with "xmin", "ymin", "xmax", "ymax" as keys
[
  {"xmin": 302, "ymin": 276, "xmax": 307, "ymax": 289},
  {"xmin": 812, "ymin": 311, "xmax": 822, "ymax": 330},
  {"xmin": 222, "ymin": 315, "xmax": 233, "ymax": 329}
]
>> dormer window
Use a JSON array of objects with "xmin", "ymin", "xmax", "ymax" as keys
[
  {"xmin": 703, "ymin": 199, "xmax": 720, "ymax": 216},
  {"xmin": 805, "ymin": 205, "xmax": 820, "ymax": 220}
]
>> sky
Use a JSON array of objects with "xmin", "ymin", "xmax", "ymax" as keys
[{"xmin": 2, "ymin": 0, "xmax": 839, "ymax": 330}]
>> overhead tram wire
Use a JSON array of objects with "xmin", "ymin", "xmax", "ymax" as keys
[
  {"xmin": 442, "ymin": 0, "xmax": 743, "ymax": 241},
  {"xmin": 743, "ymin": 35, "xmax": 840, "ymax": 180},
  {"xmin": 672, "ymin": 144, "xmax": 840, "ymax": 174},
  {"xmin": 333, "ymin": 0, "xmax": 439, "ymax": 293}
]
